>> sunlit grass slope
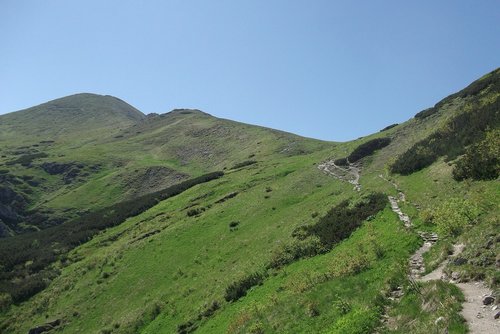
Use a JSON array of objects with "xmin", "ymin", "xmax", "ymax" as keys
[{"xmin": 0, "ymin": 68, "xmax": 498, "ymax": 333}]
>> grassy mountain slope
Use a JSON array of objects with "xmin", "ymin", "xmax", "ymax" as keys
[
  {"xmin": 0, "ymin": 101, "xmax": 329, "ymax": 235},
  {"xmin": 0, "ymin": 69, "xmax": 499, "ymax": 333},
  {"xmin": 0, "ymin": 93, "xmax": 145, "ymax": 143}
]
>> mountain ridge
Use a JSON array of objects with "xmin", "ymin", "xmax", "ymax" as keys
[{"xmin": 0, "ymin": 69, "xmax": 498, "ymax": 334}]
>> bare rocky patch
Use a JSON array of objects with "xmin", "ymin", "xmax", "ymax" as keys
[{"xmin": 318, "ymin": 159, "xmax": 361, "ymax": 191}]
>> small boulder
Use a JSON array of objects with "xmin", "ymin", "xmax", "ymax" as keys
[{"xmin": 483, "ymin": 296, "xmax": 495, "ymax": 305}]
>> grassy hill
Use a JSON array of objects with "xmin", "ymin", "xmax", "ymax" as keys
[
  {"xmin": 0, "ymin": 99, "xmax": 329, "ymax": 235},
  {"xmin": 0, "ymin": 69, "xmax": 498, "ymax": 333},
  {"xmin": 0, "ymin": 93, "xmax": 145, "ymax": 143}
]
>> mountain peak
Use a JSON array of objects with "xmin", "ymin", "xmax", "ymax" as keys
[
  {"xmin": 35, "ymin": 93, "xmax": 145, "ymax": 121},
  {"xmin": 0, "ymin": 93, "xmax": 145, "ymax": 142}
]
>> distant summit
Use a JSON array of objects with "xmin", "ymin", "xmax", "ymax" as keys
[
  {"xmin": 15, "ymin": 93, "xmax": 145, "ymax": 121},
  {"xmin": 0, "ymin": 93, "xmax": 145, "ymax": 142}
]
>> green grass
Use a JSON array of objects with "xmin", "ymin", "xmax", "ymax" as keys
[
  {"xmin": 0, "ymin": 99, "xmax": 332, "ymax": 232},
  {"xmin": 0, "ymin": 70, "xmax": 499, "ymax": 333},
  {"xmin": 383, "ymin": 280, "xmax": 466, "ymax": 334},
  {"xmin": 2, "ymin": 149, "xmax": 353, "ymax": 333},
  {"xmin": 191, "ymin": 208, "xmax": 419, "ymax": 334}
]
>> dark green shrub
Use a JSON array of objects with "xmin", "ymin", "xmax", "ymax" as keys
[
  {"xmin": 229, "ymin": 221, "xmax": 240, "ymax": 230},
  {"xmin": 415, "ymin": 107, "xmax": 438, "ymax": 119},
  {"xmin": 224, "ymin": 271, "xmax": 266, "ymax": 302},
  {"xmin": 380, "ymin": 123, "xmax": 399, "ymax": 131},
  {"xmin": 435, "ymin": 68, "xmax": 500, "ymax": 108},
  {"xmin": 231, "ymin": 160, "xmax": 257, "ymax": 169},
  {"xmin": 334, "ymin": 158, "xmax": 348, "ymax": 166},
  {"xmin": 453, "ymin": 128, "xmax": 500, "ymax": 180},
  {"xmin": 268, "ymin": 193, "xmax": 387, "ymax": 270},
  {"xmin": 304, "ymin": 193, "xmax": 387, "ymax": 249},
  {"xmin": 200, "ymin": 300, "xmax": 220, "ymax": 318},
  {"xmin": 347, "ymin": 137, "xmax": 391, "ymax": 162},
  {"xmin": 392, "ymin": 98, "xmax": 500, "ymax": 175},
  {"xmin": 214, "ymin": 191, "xmax": 238, "ymax": 204},
  {"xmin": 177, "ymin": 320, "xmax": 197, "ymax": 334},
  {"xmin": 187, "ymin": 207, "xmax": 204, "ymax": 217},
  {"xmin": 5, "ymin": 152, "xmax": 48, "ymax": 166},
  {"xmin": 0, "ymin": 293, "xmax": 12, "ymax": 312}
]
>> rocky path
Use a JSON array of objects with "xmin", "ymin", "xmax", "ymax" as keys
[
  {"xmin": 384, "ymin": 179, "xmax": 499, "ymax": 333},
  {"xmin": 386, "ymin": 192, "xmax": 438, "ymax": 279},
  {"xmin": 408, "ymin": 232, "xmax": 439, "ymax": 279},
  {"xmin": 417, "ymin": 243, "xmax": 500, "ymax": 333},
  {"xmin": 318, "ymin": 159, "xmax": 361, "ymax": 191},
  {"xmin": 388, "ymin": 196, "xmax": 411, "ymax": 228},
  {"xmin": 457, "ymin": 281, "xmax": 499, "ymax": 333},
  {"xmin": 417, "ymin": 243, "xmax": 463, "ymax": 283}
]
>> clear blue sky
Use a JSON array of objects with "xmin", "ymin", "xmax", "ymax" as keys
[{"xmin": 1, "ymin": 1, "xmax": 499, "ymax": 141}]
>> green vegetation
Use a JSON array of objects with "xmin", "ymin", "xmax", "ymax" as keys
[
  {"xmin": 0, "ymin": 172, "xmax": 223, "ymax": 304},
  {"xmin": 414, "ymin": 107, "xmax": 439, "ymax": 119},
  {"xmin": 385, "ymin": 280, "xmax": 466, "ymax": 333},
  {"xmin": 224, "ymin": 271, "xmax": 267, "ymax": 302},
  {"xmin": 335, "ymin": 137, "xmax": 391, "ymax": 165},
  {"xmin": 444, "ymin": 216, "xmax": 500, "ymax": 285},
  {"xmin": 5, "ymin": 152, "xmax": 48, "ymax": 167},
  {"xmin": 453, "ymin": 128, "xmax": 500, "ymax": 180},
  {"xmin": 431, "ymin": 197, "xmax": 481, "ymax": 237},
  {"xmin": 301, "ymin": 192, "xmax": 387, "ymax": 249},
  {"xmin": 391, "ymin": 97, "xmax": 500, "ymax": 175},
  {"xmin": 380, "ymin": 123, "xmax": 399, "ymax": 132},
  {"xmin": 230, "ymin": 160, "xmax": 257, "ymax": 170},
  {"xmin": 0, "ymin": 69, "xmax": 499, "ymax": 333}
]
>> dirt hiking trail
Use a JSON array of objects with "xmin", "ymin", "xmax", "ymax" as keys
[{"xmin": 384, "ymin": 177, "xmax": 500, "ymax": 333}]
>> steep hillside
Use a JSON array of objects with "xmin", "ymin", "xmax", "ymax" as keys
[
  {"xmin": 0, "ymin": 69, "xmax": 498, "ymax": 334},
  {"xmin": 0, "ymin": 99, "xmax": 329, "ymax": 236}
]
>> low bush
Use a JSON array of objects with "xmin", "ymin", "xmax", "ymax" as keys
[
  {"xmin": 347, "ymin": 138, "xmax": 391, "ymax": 163},
  {"xmin": 432, "ymin": 198, "xmax": 481, "ymax": 237},
  {"xmin": 214, "ymin": 192, "xmax": 238, "ymax": 204},
  {"xmin": 453, "ymin": 128, "xmax": 500, "ymax": 180},
  {"xmin": 0, "ymin": 293, "xmax": 12, "ymax": 312},
  {"xmin": 335, "ymin": 138, "xmax": 391, "ymax": 165},
  {"xmin": 231, "ymin": 160, "xmax": 257, "ymax": 169},
  {"xmin": 5, "ymin": 152, "xmax": 48, "ymax": 166},
  {"xmin": 187, "ymin": 207, "xmax": 205, "ymax": 217},
  {"xmin": 414, "ymin": 107, "xmax": 439, "ymax": 119},
  {"xmin": 334, "ymin": 158, "xmax": 348, "ymax": 166},
  {"xmin": 224, "ymin": 271, "xmax": 267, "ymax": 302},
  {"xmin": 380, "ymin": 123, "xmax": 399, "ymax": 131},
  {"xmin": 436, "ymin": 68, "xmax": 500, "ymax": 108},
  {"xmin": 229, "ymin": 221, "xmax": 240, "ymax": 231},
  {"xmin": 392, "ymin": 97, "xmax": 500, "ymax": 175},
  {"xmin": 304, "ymin": 193, "xmax": 387, "ymax": 249},
  {"xmin": 330, "ymin": 307, "xmax": 380, "ymax": 334}
]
